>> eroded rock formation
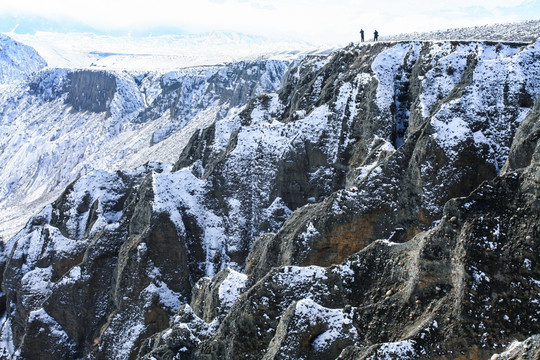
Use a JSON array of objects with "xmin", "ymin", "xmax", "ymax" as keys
[{"xmin": 1, "ymin": 37, "xmax": 539, "ymax": 359}]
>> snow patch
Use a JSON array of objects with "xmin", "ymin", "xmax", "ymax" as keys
[
  {"xmin": 152, "ymin": 169, "xmax": 227, "ymax": 277},
  {"xmin": 218, "ymin": 269, "xmax": 248, "ymax": 311},
  {"xmin": 431, "ymin": 115, "xmax": 471, "ymax": 156},
  {"xmin": 369, "ymin": 339, "xmax": 417, "ymax": 360},
  {"xmin": 142, "ymin": 280, "xmax": 183, "ymax": 313},
  {"xmin": 294, "ymin": 299, "xmax": 358, "ymax": 352}
]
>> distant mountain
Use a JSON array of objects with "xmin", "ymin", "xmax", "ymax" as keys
[
  {"xmin": 0, "ymin": 14, "xmax": 190, "ymax": 37},
  {"xmin": 6, "ymin": 31, "xmax": 328, "ymax": 70},
  {"xmin": 0, "ymin": 14, "xmax": 102, "ymax": 35}
]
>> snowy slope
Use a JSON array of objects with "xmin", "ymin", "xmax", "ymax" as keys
[
  {"xmin": 383, "ymin": 19, "xmax": 540, "ymax": 42},
  {"xmin": 0, "ymin": 34, "xmax": 46, "ymax": 84},
  {"xmin": 0, "ymin": 30, "xmax": 540, "ymax": 359}
]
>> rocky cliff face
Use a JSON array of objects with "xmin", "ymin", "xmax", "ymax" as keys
[
  {"xmin": 0, "ymin": 54, "xmax": 289, "ymax": 242},
  {"xmin": 1, "ymin": 37, "xmax": 539, "ymax": 360}
]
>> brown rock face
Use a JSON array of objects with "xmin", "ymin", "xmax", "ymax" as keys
[
  {"xmin": 491, "ymin": 334, "xmax": 540, "ymax": 360},
  {"xmin": 245, "ymin": 120, "xmax": 498, "ymax": 281},
  {"xmin": 303, "ymin": 208, "xmax": 386, "ymax": 267},
  {"xmin": 191, "ymin": 117, "xmax": 540, "ymax": 358}
]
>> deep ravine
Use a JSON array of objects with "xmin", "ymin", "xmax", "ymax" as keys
[{"xmin": 0, "ymin": 34, "xmax": 539, "ymax": 360}]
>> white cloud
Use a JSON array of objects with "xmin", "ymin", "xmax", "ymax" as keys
[{"xmin": 0, "ymin": 0, "xmax": 537, "ymax": 44}]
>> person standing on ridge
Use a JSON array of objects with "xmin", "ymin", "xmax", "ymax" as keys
[
  {"xmin": 374, "ymin": 30, "xmax": 379, "ymax": 41},
  {"xmin": 360, "ymin": 29, "xmax": 365, "ymax": 42}
]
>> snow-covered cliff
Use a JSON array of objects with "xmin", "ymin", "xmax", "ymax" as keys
[
  {"xmin": 1, "ymin": 30, "xmax": 540, "ymax": 360},
  {"xmin": 0, "ymin": 50, "xmax": 289, "ymax": 241}
]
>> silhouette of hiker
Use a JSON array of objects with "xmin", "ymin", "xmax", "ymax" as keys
[
  {"xmin": 360, "ymin": 29, "xmax": 365, "ymax": 42},
  {"xmin": 374, "ymin": 30, "xmax": 379, "ymax": 41}
]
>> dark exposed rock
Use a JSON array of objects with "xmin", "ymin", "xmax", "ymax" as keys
[
  {"xmin": 246, "ymin": 39, "xmax": 535, "ymax": 281},
  {"xmin": 138, "ymin": 268, "xmax": 248, "ymax": 359},
  {"xmin": 138, "ymin": 304, "xmax": 218, "ymax": 360},
  {"xmin": 28, "ymin": 69, "xmax": 119, "ymax": 114},
  {"xmin": 0, "ymin": 165, "xmax": 202, "ymax": 359},
  {"xmin": 193, "ymin": 264, "xmax": 348, "ymax": 359},
  {"xmin": 172, "ymin": 123, "xmax": 218, "ymax": 174},
  {"xmin": 502, "ymin": 94, "xmax": 540, "ymax": 172},
  {"xmin": 65, "ymin": 70, "xmax": 117, "ymax": 113},
  {"xmin": 189, "ymin": 98, "xmax": 539, "ymax": 358}
]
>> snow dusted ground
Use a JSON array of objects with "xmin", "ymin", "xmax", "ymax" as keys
[
  {"xmin": 5, "ymin": 31, "xmax": 332, "ymax": 71},
  {"xmin": 382, "ymin": 19, "xmax": 540, "ymax": 43}
]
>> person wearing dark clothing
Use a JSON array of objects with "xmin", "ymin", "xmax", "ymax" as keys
[
  {"xmin": 374, "ymin": 30, "xmax": 379, "ymax": 41},
  {"xmin": 360, "ymin": 29, "xmax": 365, "ymax": 42}
]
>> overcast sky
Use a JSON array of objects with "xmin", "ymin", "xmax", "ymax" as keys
[{"xmin": 1, "ymin": 0, "xmax": 538, "ymax": 44}]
